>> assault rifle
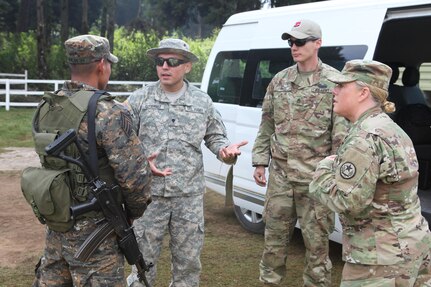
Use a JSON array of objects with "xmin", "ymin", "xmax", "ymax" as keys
[{"xmin": 45, "ymin": 128, "xmax": 152, "ymax": 287}]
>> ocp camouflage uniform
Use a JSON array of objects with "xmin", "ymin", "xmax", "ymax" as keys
[
  {"xmin": 126, "ymin": 81, "xmax": 233, "ymax": 287},
  {"xmin": 33, "ymin": 81, "xmax": 152, "ymax": 286},
  {"xmin": 310, "ymin": 106, "xmax": 431, "ymax": 287},
  {"xmin": 252, "ymin": 59, "xmax": 349, "ymax": 286}
]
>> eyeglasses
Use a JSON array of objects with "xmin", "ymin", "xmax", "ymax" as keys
[
  {"xmin": 155, "ymin": 57, "xmax": 188, "ymax": 67},
  {"xmin": 287, "ymin": 37, "xmax": 319, "ymax": 47}
]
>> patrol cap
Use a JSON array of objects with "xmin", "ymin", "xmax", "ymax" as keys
[
  {"xmin": 328, "ymin": 60, "xmax": 392, "ymax": 91},
  {"xmin": 281, "ymin": 19, "xmax": 322, "ymax": 40},
  {"xmin": 65, "ymin": 34, "xmax": 118, "ymax": 64},
  {"xmin": 146, "ymin": 38, "xmax": 199, "ymax": 63}
]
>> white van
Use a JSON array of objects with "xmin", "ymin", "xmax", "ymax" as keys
[{"xmin": 200, "ymin": 0, "xmax": 431, "ymax": 243}]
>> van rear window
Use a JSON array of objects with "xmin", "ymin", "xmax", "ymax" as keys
[{"xmin": 207, "ymin": 46, "xmax": 367, "ymax": 107}]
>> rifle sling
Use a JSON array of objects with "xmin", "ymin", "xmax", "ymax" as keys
[{"xmin": 87, "ymin": 90, "xmax": 107, "ymax": 178}]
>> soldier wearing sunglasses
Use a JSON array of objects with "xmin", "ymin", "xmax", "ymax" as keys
[
  {"xmin": 125, "ymin": 38, "xmax": 248, "ymax": 287},
  {"xmin": 252, "ymin": 20, "xmax": 350, "ymax": 287}
]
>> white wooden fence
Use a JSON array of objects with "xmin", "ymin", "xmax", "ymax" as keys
[{"xmin": 0, "ymin": 78, "xmax": 200, "ymax": 111}]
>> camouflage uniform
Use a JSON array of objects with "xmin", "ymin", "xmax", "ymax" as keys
[
  {"xmin": 310, "ymin": 107, "xmax": 431, "ymax": 286},
  {"xmin": 32, "ymin": 35, "xmax": 152, "ymax": 287},
  {"xmin": 126, "ymin": 80, "xmax": 233, "ymax": 287},
  {"xmin": 252, "ymin": 60, "xmax": 349, "ymax": 286},
  {"xmin": 310, "ymin": 60, "xmax": 431, "ymax": 286},
  {"xmin": 33, "ymin": 81, "xmax": 152, "ymax": 287}
]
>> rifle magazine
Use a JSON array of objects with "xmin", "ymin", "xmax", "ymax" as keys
[{"xmin": 74, "ymin": 221, "xmax": 114, "ymax": 262}]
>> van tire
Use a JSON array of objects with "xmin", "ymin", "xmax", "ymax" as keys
[{"xmin": 233, "ymin": 204, "xmax": 265, "ymax": 234}]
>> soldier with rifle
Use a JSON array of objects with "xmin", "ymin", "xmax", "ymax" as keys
[{"xmin": 21, "ymin": 35, "xmax": 155, "ymax": 287}]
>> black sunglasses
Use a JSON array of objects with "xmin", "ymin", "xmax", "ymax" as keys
[
  {"xmin": 287, "ymin": 37, "xmax": 319, "ymax": 47},
  {"xmin": 155, "ymin": 57, "xmax": 188, "ymax": 67}
]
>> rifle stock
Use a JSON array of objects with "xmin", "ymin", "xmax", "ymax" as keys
[{"xmin": 45, "ymin": 128, "xmax": 152, "ymax": 287}]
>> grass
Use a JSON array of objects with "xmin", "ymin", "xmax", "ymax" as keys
[
  {"xmin": 0, "ymin": 109, "xmax": 345, "ymax": 286},
  {"xmin": 0, "ymin": 108, "xmax": 35, "ymax": 149},
  {"xmin": 0, "ymin": 190, "xmax": 344, "ymax": 287}
]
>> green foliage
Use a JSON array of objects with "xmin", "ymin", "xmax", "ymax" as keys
[
  {"xmin": 0, "ymin": 32, "xmax": 37, "ymax": 77},
  {"xmin": 184, "ymin": 31, "xmax": 219, "ymax": 83},
  {"xmin": 0, "ymin": 29, "xmax": 218, "ymax": 82},
  {"xmin": 47, "ymin": 43, "xmax": 69, "ymax": 80},
  {"xmin": 111, "ymin": 28, "xmax": 160, "ymax": 81},
  {"xmin": 110, "ymin": 28, "xmax": 218, "ymax": 82}
]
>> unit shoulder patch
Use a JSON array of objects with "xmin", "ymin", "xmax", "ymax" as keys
[{"xmin": 340, "ymin": 162, "xmax": 356, "ymax": 179}]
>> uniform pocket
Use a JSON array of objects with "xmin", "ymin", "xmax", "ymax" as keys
[{"xmin": 21, "ymin": 167, "xmax": 74, "ymax": 232}]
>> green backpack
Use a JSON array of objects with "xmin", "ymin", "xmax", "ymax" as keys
[{"xmin": 21, "ymin": 90, "xmax": 112, "ymax": 232}]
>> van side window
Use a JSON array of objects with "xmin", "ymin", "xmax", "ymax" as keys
[
  {"xmin": 207, "ymin": 46, "xmax": 368, "ymax": 107},
  {"xmin": 419, "ymin": 63, "xmax": 431, "ymax": 107},
  {"xmin": 318, "ymin": 45, "xmax": 368, "ymax": 71},
  {"xmin": 252, "ymin": 60, "xmax": 290, "ymax": 107},
  {"xmin": 208, "ymin": 51, "xmax": 248, "ymax": 104}
]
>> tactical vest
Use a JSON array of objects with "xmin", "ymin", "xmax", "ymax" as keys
[{"xmin": 21, "ymin": 90, "xmax": 116, "ymax": 232}]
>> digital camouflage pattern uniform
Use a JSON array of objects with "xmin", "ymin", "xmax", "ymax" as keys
[
  {"xmin": 310, "ymin": 60, "xmax": 431, "ymax": 287},
  {"xmin": 33, "ymin": 81, "xmax": 153, "ymax": 287},
  {"xmin": 32, "ymin": 35, "xmax": 152, "ymax": 287},
  {"xmin": 126, "ymin": 81, "xmax": 234, "ymax": 287},
  {"xmin": 252, "ymin": 59, "xmax": 349, "ymax": 286}
]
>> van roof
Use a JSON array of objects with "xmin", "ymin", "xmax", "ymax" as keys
[
  {"xmin": 213, "ymin": 0, "xmax": 431, "ymax": 62},
  {"xmin": 225, "ymin": 0, "xmax": 431, "ymax": 26}
]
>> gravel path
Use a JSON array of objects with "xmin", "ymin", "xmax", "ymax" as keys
[{"xmin": 0, "ymin": 147, "xmax": 40, "ymax": 172}]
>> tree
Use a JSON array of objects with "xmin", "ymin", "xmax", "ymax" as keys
[
  {"xmin": 137, "ymin": 0, "xmax": 262, "ymax": 38},
  {"xmin": 0, "ymin": 1, "xmax": 19, "ymax": 32},
  {"xmin": 81, "ymin": 0, "xmax": 88, "ymax": 34},
  {"xmin": 60, "ymin": 0, "xmax": 69, "ymax": 43},
  {"xmin": 16, "ymin": 0, "xmax": 31, "ymax": 32},
  {"xmin": 100, "ymin": 0, "xmax": 116, "ymax": 51},
  {"xmin": 265, "ymin": 0, "xmax": 322, "ymax": 8},
  {"xmin": 36, "ymin": 0, "xmax": 48, "ymax": 79},
  {"xmin": 107, "ymin": 0, "xmax": 116, "ymax": 51},
  {"xmin": 198, "ymin": 0, "xmax": 261, "ymax": 30}
]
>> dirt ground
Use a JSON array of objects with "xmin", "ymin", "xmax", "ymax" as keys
[{"xmin": 0, "ymin": 147, "xmax": 45, "ymax": 268}]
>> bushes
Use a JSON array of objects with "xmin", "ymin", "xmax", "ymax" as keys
[
  {"xmin": 183, "ymin": 31, "xmax": 218, "ymax": 83},
  {"xmin": 0, "ymin": 29, "xmax": 217, "ymax": 82},
  {"xmin": 0, "ymin": 32, "xmax": 38, "ymax": 78},
  {"xmin": 112, "ymin": 28, "xmax": 160, "ymax": 81}
]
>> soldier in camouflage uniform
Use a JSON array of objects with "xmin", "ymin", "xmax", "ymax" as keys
[
  {"xmin": 32, "ymin": 35, "xmax": 153, "ymax": 286},
  {"xmin": 309, "ymin": 60, "xmax": 431, "ymax": 287},
  {"xmin": 252, "ymin": 20, "xmax": 349, "ymax": 286},
  {"xmin": 125, "ymin": 38, "xmax": 248, "ymax": 287}
]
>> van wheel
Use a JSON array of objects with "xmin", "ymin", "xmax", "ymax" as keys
[{"xmin": 233, "ymin": 205, "xmax": 265, "ymax": 234}]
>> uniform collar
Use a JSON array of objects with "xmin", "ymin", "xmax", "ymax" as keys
[
  {"xmin": 155, "ymin": 80, "xmax": 192, "ymax": 105},
  {"xmin": 353, "ymin": 105, "xmax": 382, "ymax": 127},
  {"xmin": 288, "ymin": 59, "xmax": 324, "ymax": 86},
  {"xmin": 62, "ymin": 80, "xmax": 97, "ymax": 92}
]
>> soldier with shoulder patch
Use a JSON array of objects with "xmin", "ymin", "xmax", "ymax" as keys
[
  {"xmin": 310, "ymin": 60, "xmax": 431, "ymax": 286},
  {"xmin": 30, "ymin": 34, "xmax": 154, "ymax": 286},
  {"xmin": 252, "ymin": 19, "xmax": 350, "ymax": 287}
]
